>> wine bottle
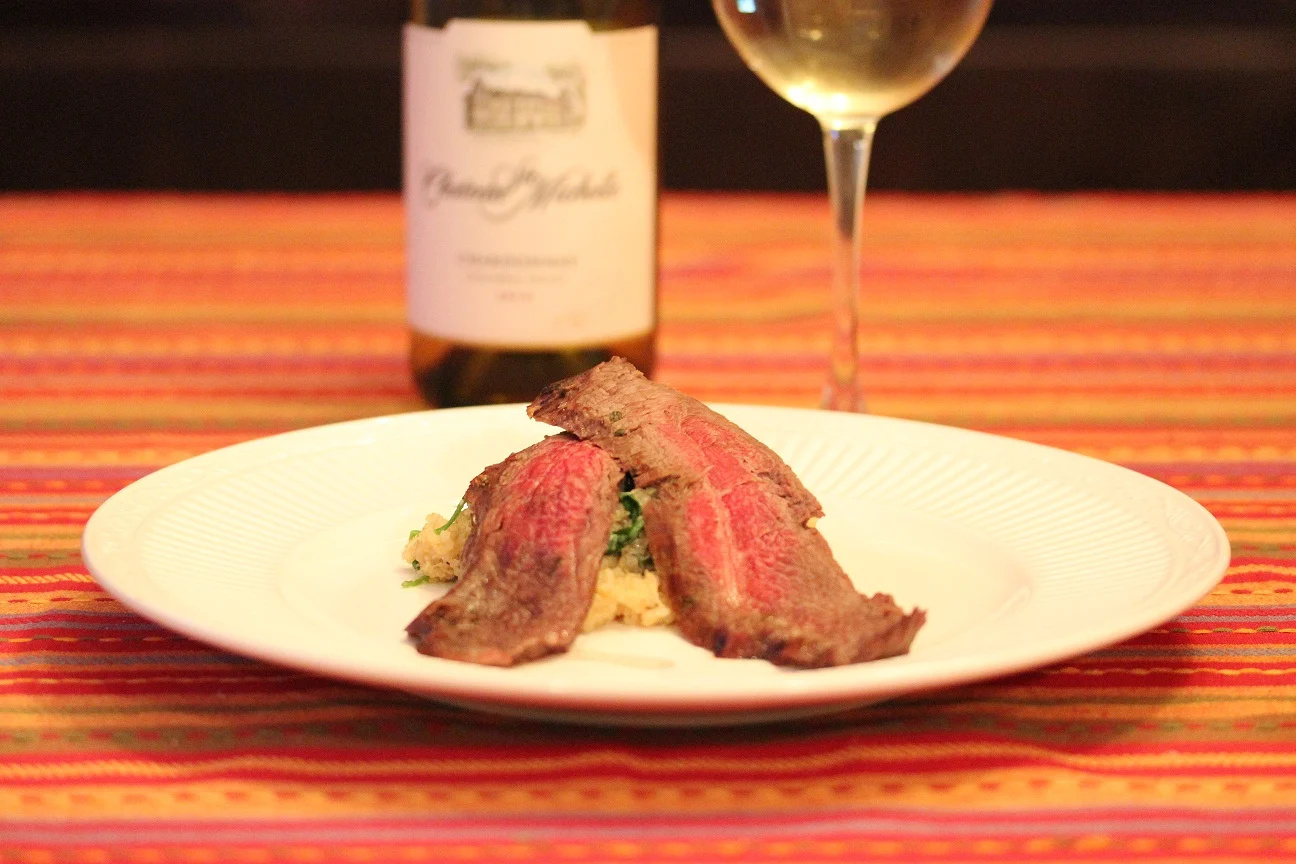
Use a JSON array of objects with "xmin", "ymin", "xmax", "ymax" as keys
[{"xmin": 406, "ymin": 0, "xmax": 659, "ymax": 406}]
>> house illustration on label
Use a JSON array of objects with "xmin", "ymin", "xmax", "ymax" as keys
[{"xmin": 462, "ymin": 59, "xmax": 587, "ymax": 133}]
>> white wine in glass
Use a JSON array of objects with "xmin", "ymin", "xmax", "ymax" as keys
[{"xmin": 712, "ymin": 0, "xmax": 993, "ymax": 411}]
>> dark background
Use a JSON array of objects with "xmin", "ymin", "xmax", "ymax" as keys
[{"xmin": 4, "ymin": 1, "xmax": 1295, "ymax": 191}]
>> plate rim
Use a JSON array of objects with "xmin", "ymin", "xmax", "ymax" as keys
[{"xmin": 81, "ymin": 404, "xmax": 1232, "ymax": 717}]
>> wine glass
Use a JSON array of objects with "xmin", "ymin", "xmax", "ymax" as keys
[{"xmin": 712, "ymin": 0, "xmax": 993, "ymax": 411}]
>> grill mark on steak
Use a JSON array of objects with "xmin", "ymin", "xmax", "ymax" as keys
[
  {"xmin": 528, "ymin": 357, "xmax": 925, "ymax": 667},
  {"xmin": 405, "ymin": 434, "xmax": 621, "ymax": 667}
]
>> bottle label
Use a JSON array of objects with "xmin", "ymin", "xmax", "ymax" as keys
[{"xmin": 404, "ymin": 20, "xmax": 657, "ymax": 347}]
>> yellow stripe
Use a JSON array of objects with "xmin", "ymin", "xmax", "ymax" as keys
[
  {"xmin": 0, "ymin": 334, "xmax": 406, "ymax": 358},
  {"xmin": 1097, "ymin": 654, "xmax": 1296, "ymax": 664},
  {"xmin": 0, "ymin": 846, "xmax": 1278, "ymax": 864},
  {"xmin": 0, "ymin": 602, "xmax": 118, "ymax": 615},
  {"xmin": 3, "ymin": 744, "xmax": 1296, "ymax": 782},
  {"xmin": 969, "ymin": 683, "xmax": 1296, "ymax": 700},
  {"xmin": 0, "ymin": 304, "xmax": 403, "ymax": 326},
  {"xmin": 1217, "ymin": 520, "xmax": 1296, "ymax": 531},
  {"xmin": 1196, "ymin": 582, "xmax": 1296, "ymax": 607},
  {"xmin": 664, "ymin": 295, "xmax": 1296, "ymax": 325},
  {"xmin": 0, "ymin": 525, "xmax": 83, "ymax": 535},
  {"xmin": 0, "ymin": 589, "xmax": 110, "ymax": 604},
  {"xmin": 1228, "ymin": 532, "xmax": 1296, "ymax": 544},
  {"xmin": 0, "ymin": 535, "xmax": 83, "ymax": 550},
  {"xmin": 0, "ymin": 675, "xmax": 300, "ymax": 689},
  {"xmin": 666, "ymin": 330, "xmax": 1296, "ymax": 355},
  {"xmin": 1083, "ymin": 446, "xmax": 1296, "ymax": 462},
  {"xmin": 0, "ymin": 706, "xmax": 415, "ymax": 732},
  {"xmin": 1225, "ymin": 565, "xmax": 1296, "ymax": 577},
  {"xmin": 1046, "ymin": 667, "xmax": 1296, "ymax": 677},
  {"xmin": 0, "ymin": 770, "xmax": 1292, "ymax": 817},
  {"xmin": 902, "ymin": 699, "xmax": 1296, "ymax": 722},
  {"xmin": 861, "ymin": 302, "xmax": 1296, "ymax": 324},
  {"xmin": 0, "ymin": 691, "xmax": 1289, "ymax": 730},
  {"xmin": 1151, "ymin": 628, "xmax": 1296, "ymax": 634},
  {"xmin": 0, "ymin": 690, "xmax": 400, "ymax": 712},
  {"xmin": 863, "ymin": 329, "xmax": 1296, "ymax": 353},
  {"xmin": 0, "ymin": 450, "xmax": 203, "ymax": 466},
  {"xmin": 0, "ymin": 399, "xmax": 423, "ymax": 424},
  {"xmin": 0, "ymin": 662, "xmax": 264, "ymax": 677},
  {"xmin": 873, "ymin": 397, "xmax": 1296, "ymax": 423},
  {"xmin": 0, "ymin": 635, "xmax": 172, "ymax": 644},
  {"xmin": 0, "ymin": 574, "xmax": 97, "ymax": 585}
]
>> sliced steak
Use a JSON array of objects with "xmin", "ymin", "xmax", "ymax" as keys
[
  {"xmin": 406, "ymin": 434, "xmax": 621, "ymax": 667},
  {"xmin": 528, "ymin": 358, "xmax": 924, "ymax": 667}
]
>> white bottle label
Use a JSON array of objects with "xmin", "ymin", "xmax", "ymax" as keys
[{"xmin": 404, "ymin": 20, "xmax": 657, "ymax": 348}]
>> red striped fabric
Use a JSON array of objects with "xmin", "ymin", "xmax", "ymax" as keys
[{"xmin": 1, "ymin": 192, "xmax": 1294, "ymax": 862}]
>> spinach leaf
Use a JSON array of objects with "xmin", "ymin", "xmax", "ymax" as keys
[
  {"xmin": 434, "ymin": 497, "xmax": 468, "ymax": 535},
  {"xmin": 606, "ymin": 491, "xmax": 647, "ymax": 555}
]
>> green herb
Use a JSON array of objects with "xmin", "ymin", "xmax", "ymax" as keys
[
  {"xmin": 613, "ymin": 429, "xmax": 627, "ymax": 437},
  {"xmin": 609, "ymin": 410, "xmax": 623, "ymax": 422},
  {"xmin": 408, "ymin": 529, "xmax": 421, "ymax": 541},
  {"xmin": 435, "ymin": 497, "xmax": 467, "ymax": 535},
  {"xmin": 402, "ymin": 573, "xmax": 431, "ymax": 589},
  {"xmin": 606, "ymin": 491, "xmax": 646, "ymax": 555}
]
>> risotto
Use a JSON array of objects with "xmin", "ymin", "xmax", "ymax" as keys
[{"xmin": 402, "ymin": 491, "xmax": 673, "ymax": 632}]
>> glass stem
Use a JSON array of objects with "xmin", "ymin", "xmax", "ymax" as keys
[{"xmin": 821, "ymin": 118, "xmax": 877, "ymax": 412}]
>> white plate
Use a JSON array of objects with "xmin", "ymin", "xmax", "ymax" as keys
[{"xmin": 82, "ymin": 405, "xmax": 1229, "ymax": 727}]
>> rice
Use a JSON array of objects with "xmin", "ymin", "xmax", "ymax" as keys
[
  {"xmin": 401, "ymin": 498, "xmax": 674, "ymax": 632},
  {"xmin": 402, "ymin": 510, "xmax": 472, "ymax": 583}
]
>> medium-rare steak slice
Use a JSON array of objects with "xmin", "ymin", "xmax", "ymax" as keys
[
  {"xmin": 528, "ymin": 358, "xmax": 924, "ymax": 667},
  {"xmin": 406, "ymin": 434, "xmax": 621, "ymax": 667}
]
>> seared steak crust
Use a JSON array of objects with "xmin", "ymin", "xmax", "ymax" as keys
[
  {"xmin": 406, "ymin": 434, "xmax": 621, "ymax": 667},
  {"xmin": 529, "ymin": 358, "xmax": 924, "ymax": 667}
]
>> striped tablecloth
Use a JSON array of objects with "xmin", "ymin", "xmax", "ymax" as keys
[{"xmin": 2, "ymin": 193, "xmax": 1295, "ymax": 862}]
